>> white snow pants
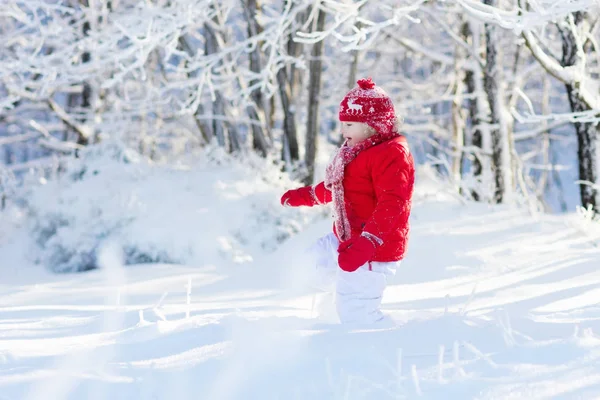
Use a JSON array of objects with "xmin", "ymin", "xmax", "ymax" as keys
[{"xmin": 309, "ymin": 233, "xmax": 400, "ymax": 324}]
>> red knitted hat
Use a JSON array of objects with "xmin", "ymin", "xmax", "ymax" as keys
[{"xmin": 338, "ymin": 77, "xmax": 396, "ymax": 135}]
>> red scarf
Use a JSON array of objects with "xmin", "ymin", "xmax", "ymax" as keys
[{"xmin": 325, "ymin": 130, "xmax": 400, "ymax": 241}]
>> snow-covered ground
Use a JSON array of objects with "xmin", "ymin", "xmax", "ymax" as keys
[{"xmin": 2, "ymin": 156, "xmax": 600, "ymax": 399}]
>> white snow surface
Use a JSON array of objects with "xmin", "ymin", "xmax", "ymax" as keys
[{"xmin": 2, "ymin": 157, "xmax": 600, "ymax": 399}]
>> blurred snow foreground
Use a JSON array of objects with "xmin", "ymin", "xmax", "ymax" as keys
[{"xmin": 2, "ymin": 144, "xmax": 600, "ymax": 399}]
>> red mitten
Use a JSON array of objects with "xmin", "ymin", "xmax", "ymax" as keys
[
  {"xmin": 280, "ymin": 186, "xmax": 315, "ymax": 207},
  {"xmin": 337, "ymin": 235, "xmax": 377, "ymax": 272}
]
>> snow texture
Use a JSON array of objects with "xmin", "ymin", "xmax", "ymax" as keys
[{"xmin": 2, "ymin": 162, "xmax": 600, "ymax": 399}]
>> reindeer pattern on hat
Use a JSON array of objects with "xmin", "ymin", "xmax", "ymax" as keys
[{"xmin": 347, "ymin": 98, "xmax": 363, "ymax": 114}]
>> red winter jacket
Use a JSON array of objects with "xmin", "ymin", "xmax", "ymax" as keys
[{"xmin": 299, "ymin": 135, "xmax": 414, "ymax": 261}]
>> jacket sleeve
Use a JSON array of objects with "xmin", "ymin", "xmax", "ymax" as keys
[
  {"xmin": 312, "ymin": 181, "xmax": 333, "ymax": 205},
  {"xmin": 284, "ymin": 181, "xmax": 332, "ymax": 207},
  {"xmin": 362, "ymin": 144, "xmax": 414, "ymax": 244}
]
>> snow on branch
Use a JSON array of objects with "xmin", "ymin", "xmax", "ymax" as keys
[
  {"xmin": 521, "ymin": 29, "xmax": 599, "ymax": 109},
  {"xmin": 455, "ymin": 0, "xmax": 598, "ymax": 32},
  {"xmin": 294, "ymin": 1, "xmax": 426, "ymax": 51},
  {"xmin": 513, "ymin": 120, "xmax": 570, "ymax": 141},
  {"xmin": 0, "ymin": 132, "xmax": 38, "ymax": 146},
  {"xmin": 47, "ymin": 98, "xmax": 92, "ymax": 141},
  {"xmin": 382, "ymin": 32, "xmax": 481, "ymax": 72},
  {"xmin": 512, "ymin": 106, "xmax": 600, "ymax": 125},
  {"xmin": 0, "ymin": 0, "xmax": 314, "ymax": 116},
  {"xmin": 419, "ymin": 6, "xmax": 485, "ymax": 69},
  {"xmin": 29, "ymin": 119, "xmax": 84, "ymax": 154}
]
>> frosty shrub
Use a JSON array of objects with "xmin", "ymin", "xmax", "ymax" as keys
[
  {"xmin": 16, "ymin": 141, "xmax": 320, "ymax": 272},
  {"xmin": 23, "ymin": 142, "xmax": 150, "ymax": 272}
]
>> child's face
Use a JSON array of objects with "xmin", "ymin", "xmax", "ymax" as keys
[{"xmin": 341, "ymin": 122, "xmax": 374, "ymax": 147}]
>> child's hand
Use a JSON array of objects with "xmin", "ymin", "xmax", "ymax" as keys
[
  {"xmin": 280, "ymin": 187, "xmax": 314, "ymax": 207},
  {"xmin": 337, "ymin": 236, "xmax": 376, "ymax": 272}
]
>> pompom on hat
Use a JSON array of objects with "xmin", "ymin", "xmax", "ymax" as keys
[{"xmin": 338, "ymin": 77, "xmax": 397, "ymax": 135}]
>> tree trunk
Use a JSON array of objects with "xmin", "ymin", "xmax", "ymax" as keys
[
  {"xmin": 430, "ymin": 92, "xmax": 443, "ymax": 176},
  {"xmin": 451, "ymin": 54, "xmax": 466, "ymax": 192},
  {"xmin": 204, "ymin": 14, "xmax": 241, "ymax": 152},
  {"xmin": 304, "ymin": 6, "xmax": 326, "ymax": 185},
  {"xmin": 79, "ymin": 1, "xmax": 92, "ymax": 145},
  {"xmin": 276, "ymin": 67, "xmax": 299, "ymax": 164},
  {"xmin": 206, "ymin": 23, "xmax": 226, "ymax": 149},
  {"xmin": 462, "ymin": 21, "xmax": 484, "ymax": 201},
  {"xmin": 568, "ymin": 87, "xmax": 599, "ymax": 211},
  {"xmin": 65, "ymin": 0, "xmax": 93, "ymax": 147},
  {"xmin": 346, "ymin": 21, "xmax": 363, "ymax": 90},
  {"xmin": 286, "ymin": 0, "xmax": 308, "ymax": 98},
  {"xmin": 268, "ymin": 96, "xmax": 276, "ymax": 132},
  {"xmin": 347, "ymin": 49, "xmax": 360, "ymax": 90},
  {"xmin": 242, "ymin": 0, "xmax": 271, "ymax": 157},
  {"xmin": 559, "ymin": 12, "xmax": 599, "ymax": 211},
  {"xmin": 538, "ymin": 75, "xmax": 551, "ymax": 199},
  {"xmin": 178, "ymin": 35, "xmax": 212, "ymax": 144},
  {"xmin": 483, "ymin": 0, "xmax": 505, "ymax": 203}
]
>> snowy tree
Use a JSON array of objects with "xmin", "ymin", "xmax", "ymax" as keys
[
  {"xmin": 519, "ymin": 7, "xmax": 600, "ymax": 211},
  {"xmin": 454, "ymin": 0, "xmax": 600, "ymax": 211}
]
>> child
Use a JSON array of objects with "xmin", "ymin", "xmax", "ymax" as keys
[{"xmin": 280, "ymin": 77, "xmax": 415, "ymax": 324}]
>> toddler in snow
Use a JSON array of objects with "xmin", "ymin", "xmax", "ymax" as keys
[{"xmin": 280, "ymin": 77, "xmax": 415, "ymax": 324}]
